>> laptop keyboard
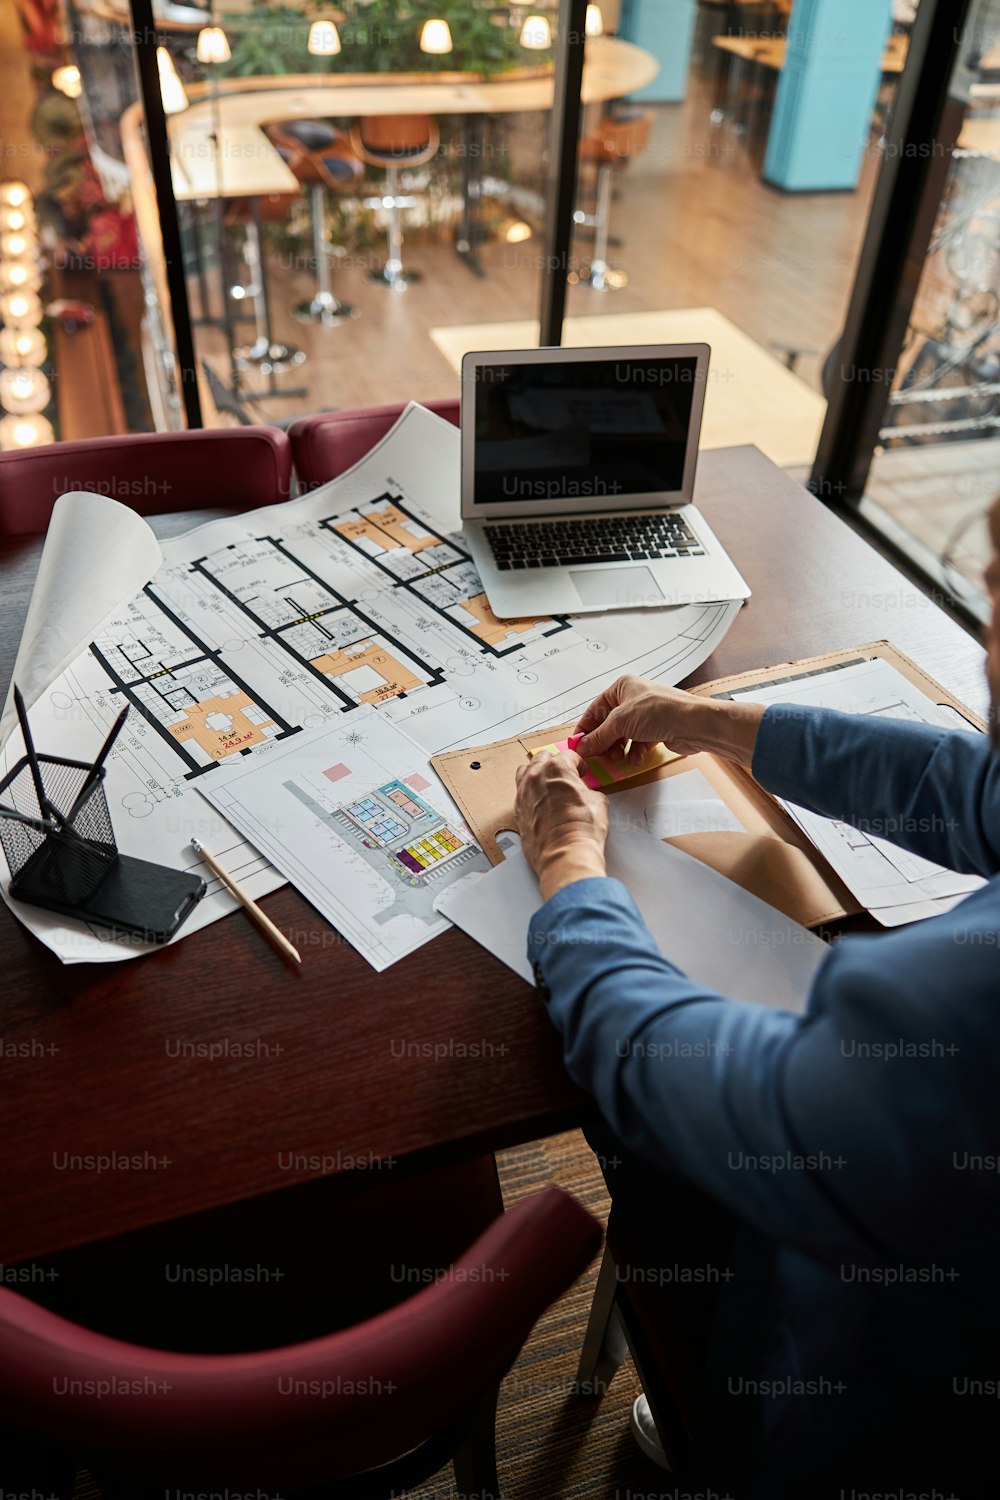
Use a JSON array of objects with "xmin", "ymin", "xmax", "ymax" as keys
[{"xmin": 484, "ymin": 513, "xmax": 707, "ymax": 570}]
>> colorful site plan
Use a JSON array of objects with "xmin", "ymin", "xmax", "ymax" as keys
[{"xmin": 199, "ymin": 707, "xmax": 490, "ymax": 971}]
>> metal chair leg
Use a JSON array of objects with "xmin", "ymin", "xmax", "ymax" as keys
[
  {"xmin": 296, "ymin": 183, "xmax": 355, "ymax": 325},
  {"xmin": 588, "ymin": 162, "xmax": 615, "ymax": 291},
  {"xmin": 576, "ymin": 1240, "xmax": 630, "ymax": 1397},
  {"xmin": 367, "ymin": 165, "xmax": 421, "ymax": 291},
  {"xmin": 452, "ymin": 1382, "xmax": 501, "ymax": 1500}
]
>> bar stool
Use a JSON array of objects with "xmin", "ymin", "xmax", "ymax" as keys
[
  {"xmin": 349, "ymin": 115, "xmax": 441, "ymax": 292},
  {"xmin": 268, "ymin": 120, "xmax": 364, "ymax": 326},
  {"xmin": 573, "ymin": 109, "xmax": 652, "ymax": 292}
]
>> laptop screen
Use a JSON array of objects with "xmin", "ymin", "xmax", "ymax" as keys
[{"xmin": 471, "ymin": 354, "xmax": 700, "ymax": 508}]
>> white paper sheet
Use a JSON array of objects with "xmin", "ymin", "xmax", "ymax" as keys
[
  {"xmin": 2, "ymin": 404, "xmax": 741, "ymax": 963},
  {"xmin": 612, "ymin": 768, "xmax": 745, "ymax": 840},
  {"xmin": 0, "ymin": 492, "xmax": 163, "ymax": 745},
  {"xmin": 725, "ymin": 656, "xmax": 987, "ymax": 923},
  {"xmin": 198, "ymin": 707, "xmax": 491, "ymax": 971},
  {"xmin": 434, "ymin": 819, "xmax": 825, "ymax": 1014}
]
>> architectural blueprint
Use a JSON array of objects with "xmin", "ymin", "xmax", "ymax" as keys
[
  {"xmin": 2, "ymin": 403, "xmax": 741, "ymax": 963},
  {"xmin": 199, "ymin": 708, "xmax": 491, "ymax": 970}
]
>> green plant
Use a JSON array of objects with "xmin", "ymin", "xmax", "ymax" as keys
[{"xmin": 218, "ymin": 0, "xmax": 548, "ymax": 79}]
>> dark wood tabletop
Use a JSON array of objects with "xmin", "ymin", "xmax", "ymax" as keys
[{"xmin": 0, "ymin": 444, "xmax": 986, "ymax": 1266}]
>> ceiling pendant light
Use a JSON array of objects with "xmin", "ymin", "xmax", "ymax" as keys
[
  {"xmin": 307, "ymin": 19, "xmax": 342, "ymax": 56},
  {"xmin": 0, "ymin": 366, "xmax": 51, "ymax": 416},
  {"xmin": 196, "ymin": 26, "xmax": 231, "ymax": 64},
  {"xmin": 419, "ymin": 19, "xmax": 453, "ymax": 54},
  {"xmin": 0, "ymin": 413, "xmax": 55, "ymax": 450},
  {"xmin": 519, "ymin": 14, "xmax": 552, "ymax": 48}
]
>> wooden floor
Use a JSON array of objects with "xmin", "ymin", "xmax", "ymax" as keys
[{"xmin": 196, "ymin": 65, "xmax": 880, "ymax": 422}]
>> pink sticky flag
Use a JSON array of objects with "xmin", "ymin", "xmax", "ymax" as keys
[{"xmin": 529, "ymin": 733, "xmax": 681, "ymax": 790}]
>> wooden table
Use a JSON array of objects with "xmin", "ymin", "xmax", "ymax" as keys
[
  {"xmin": 0, "ymin": 445, "xmax": 986, "ymax": 1267},
  {"xmin": 711, "ymin": 31, "xmax": 908, "ymax": 75}
]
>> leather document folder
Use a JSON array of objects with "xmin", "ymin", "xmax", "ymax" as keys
[{"xmin": 430, "ymin": 641, "xmax": 986, "ymax": 929}]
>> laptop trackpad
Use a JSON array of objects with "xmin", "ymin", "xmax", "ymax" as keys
[{"xmin": 570, "ymin": 566, "xmax": 665, "ymax": 609}]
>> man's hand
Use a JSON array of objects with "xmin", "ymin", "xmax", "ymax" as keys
[
  {"xmin": 575, "ymin": 674, "xmax": 766, "ymax": 768},
  {"xmin": 514, "ymin": 749, "xmax": 610, "ymax": 901}
]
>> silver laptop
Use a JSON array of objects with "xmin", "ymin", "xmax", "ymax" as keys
[{"xmin": 460, "ymin": 344, "xmax": 751, "ymax": 617}]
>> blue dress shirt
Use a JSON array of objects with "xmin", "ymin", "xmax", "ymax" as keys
[{"xmin": 528, "ymin": 706, "xmax": 1000, "ymax": 1490}]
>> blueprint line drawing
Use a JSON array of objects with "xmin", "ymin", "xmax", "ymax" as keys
[{"xmin": 3, "ymin": 404, "xmax": 742, "ymax": 963}]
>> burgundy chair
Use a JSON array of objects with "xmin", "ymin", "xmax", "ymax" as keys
[
  {"xmin": 288, "ymin": 399, "xmax": 459, "ymax": 491},
  {"xmin": 0, "ymin": 427, "xmax": 293, "ymax": 538},
  {"xmin": 0, "ymin": 1185, "xmax": 601, "ymax": 1497}
]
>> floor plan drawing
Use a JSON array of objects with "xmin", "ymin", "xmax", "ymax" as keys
[
  {"xmin": 90, "ymin": 586, "xmax": 298, "ymax": 777},
  {"xmin": 325, "ymin": 494, "xmax": 567, "ymax": 657}
]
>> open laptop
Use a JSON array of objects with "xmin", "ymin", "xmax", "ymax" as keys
[{"xmin": 460, "ymin": 344, "xmax": 751, "ymax": 617}]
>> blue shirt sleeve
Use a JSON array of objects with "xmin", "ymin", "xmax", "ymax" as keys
[
  {"xmin": 751, "ymin": 704, "xmax": 1000, "ymax": 878},
  {"xmin": 529, "ymin": 875, "xmax": 996, "ymax": 1270}
]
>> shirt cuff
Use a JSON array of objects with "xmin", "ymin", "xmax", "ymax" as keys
[{"xmin": 527, "ymin": 875, "xmax": 636, "ymax": 993}]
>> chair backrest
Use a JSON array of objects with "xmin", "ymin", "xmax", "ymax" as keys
[
  {"xmin": 289, "ymin": 398, "xmax": 460, "ymax": 490},
  {"xmin": 0, "ymin": 427, "xmax": 293, "ymax": 538},
  {"xmin": 351, "ymin": 115, "xmax": 440, "ymax": 167},
  {"xmin": 0, "ymin": 1186, "xmax": 601, "ymax": 1490}
]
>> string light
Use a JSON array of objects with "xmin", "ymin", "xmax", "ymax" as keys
[
  {"xmin": 0, "ymin": 290, "xmax": 43, "ymax": 326},
  {"xmin": 1, "ymin": 229, "xmax": 38, "ymax": 260},
  {"xmin": 0, "ymin": 207, "xmax": 32, "ymax": 234},
  {"xmin": 0, "ymin": 367, "xmax": 51, "ymax": 416},
  {"xmin": 0, "ymin": 413, "xmax": 54, "ymax": 450},
  {"xmin": 0, "ymin": 183, "xmax": 30, "ymax": 208},
  {"xmin": 0, "ymin": 327, "xmax": 46, "ymax": 366},
  {"xmin": 0, "ymin": 261, "xmax": 42, "ymax": 293}
]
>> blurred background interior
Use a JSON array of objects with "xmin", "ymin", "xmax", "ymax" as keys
[{"xmin": 0, "ymin": 0, "xmax": 998, "ymax": 617}]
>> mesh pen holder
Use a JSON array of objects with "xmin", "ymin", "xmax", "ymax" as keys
[{"xmin": 0, "ymin": 753, "xmax": 118, "ymax": 911}]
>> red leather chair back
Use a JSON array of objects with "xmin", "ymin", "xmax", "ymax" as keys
[
  {"xmin": 0, "ymin": 1187, "xmax": 600, "ymax": 1490},
  {"xmin": 0, "ymin": 427, "xmax": 293, "ymax": 538},
  {"xmin": 289, "ymin": 399, "xmax": 460, "ymax": 490}
]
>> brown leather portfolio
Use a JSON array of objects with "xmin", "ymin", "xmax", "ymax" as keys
[{"xmin": 430, "ymin": 641, "xmax": 986, "ymax": 929}]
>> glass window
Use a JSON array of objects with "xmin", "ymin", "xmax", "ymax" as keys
[{"xmin": 858, "ymin": 0, "xmax": 1000, "ymax": 621}]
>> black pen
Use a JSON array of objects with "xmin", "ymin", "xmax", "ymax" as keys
[
  {"xmin": 67, "ymin": 705, "xmax": 130, "ymax": 823},
  {"xmin": 13, "ymin": 684, "xmax": 68, "ymax": 829}
]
